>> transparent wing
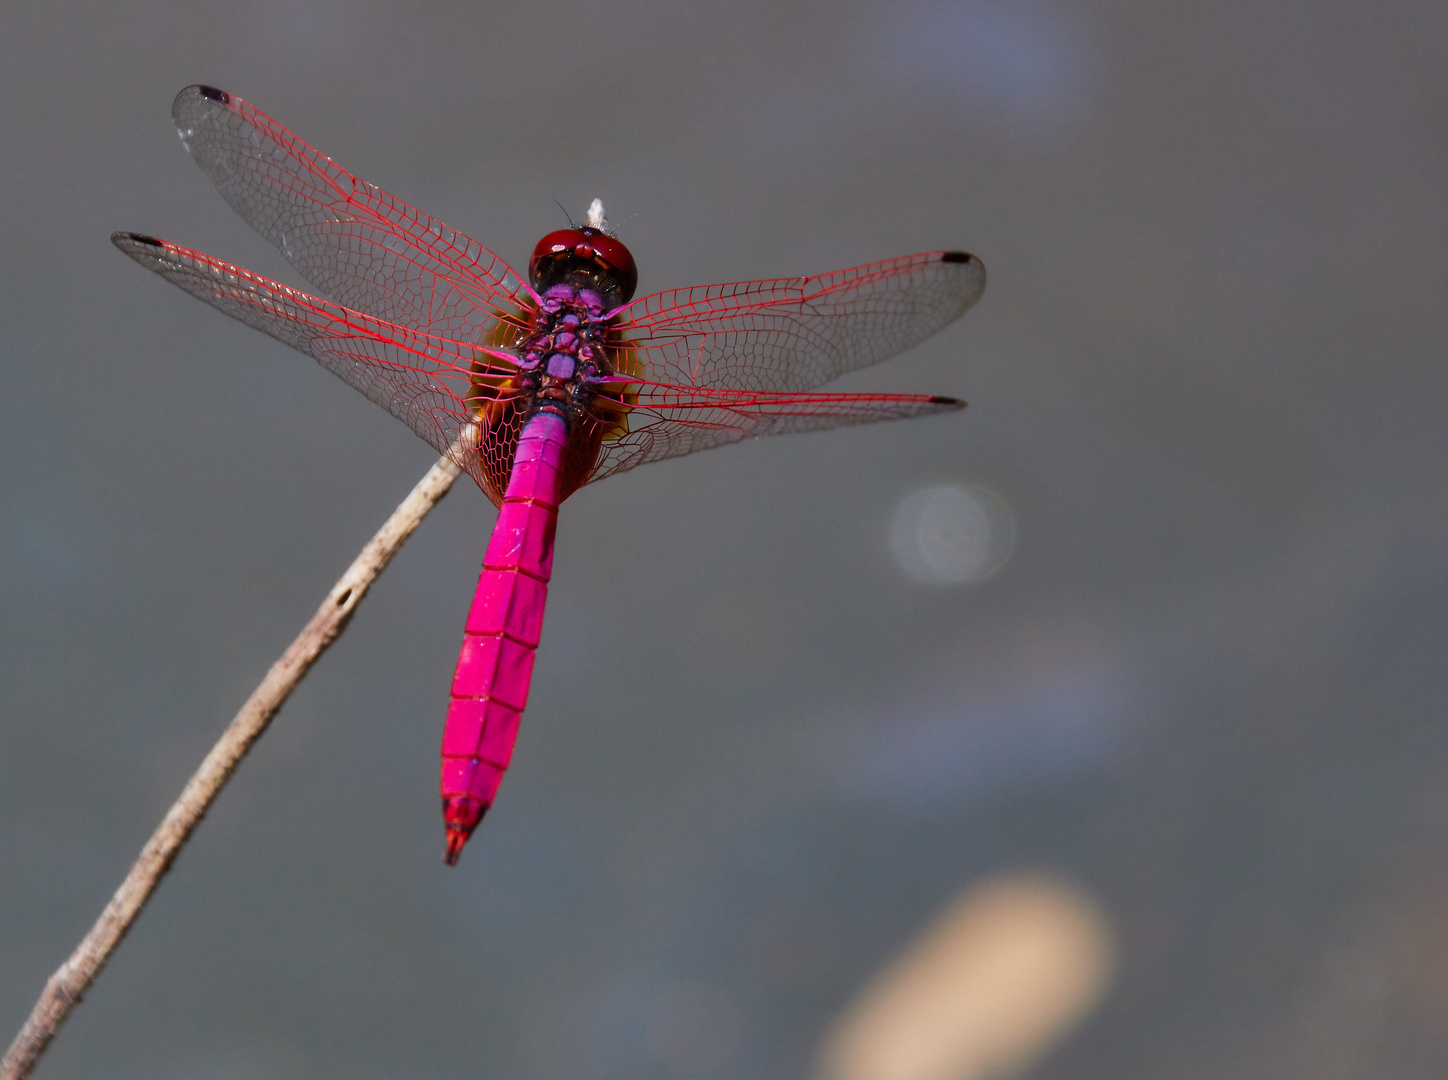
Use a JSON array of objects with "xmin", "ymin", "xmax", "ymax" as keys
[
  {"xmin": 171, "ymin": 84, "xmax": 533, "ymax": 343},
  {"xmin": 613, "ymin": 250, "xmax": 985, "ymax": 392},
  {"xmin": 114, "ymin": 231, "xmax": 963, "ymax": 493},
  {"xmin": 588, "ymin": 379, "xmax": 963, "ymax": 484},
  {"xmin": 112, "ymin": 232, "xmax": 513, "ymax": 490}
]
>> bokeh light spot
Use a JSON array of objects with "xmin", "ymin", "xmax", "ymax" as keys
[
  {"xmin": 890, "ymin": 484, "xmax": 1016, "ymax": 585},
  {"xmin": 816, "ymin": 872, "xmax": 1116, "ymax": 1080}
]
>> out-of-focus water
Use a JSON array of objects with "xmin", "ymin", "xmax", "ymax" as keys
[{"xmin": 3, "ymin": 2, "xmax": 1447, "ymax": 1077}]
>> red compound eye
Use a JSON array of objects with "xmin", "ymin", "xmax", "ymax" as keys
[{"xmin": 529, "ymin": 227, "xmax": 638, "ymax": 304}]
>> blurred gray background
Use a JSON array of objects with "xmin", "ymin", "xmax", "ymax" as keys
[{"xmin": 3, "ymin": 1, "xmax": 1447, "ymax": 1077}]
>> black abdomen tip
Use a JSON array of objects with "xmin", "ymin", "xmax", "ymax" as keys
[
  {"xmin": 196, "ymin": 85, "xmax": 230, "ymax": 104},
  {"xmin": 941, "ymin": 251, "xmax": 976, "ymax": 264}
]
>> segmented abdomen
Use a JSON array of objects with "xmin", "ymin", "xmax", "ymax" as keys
[{"xmin": 440, "ymin": 410, "xmax": 568, "ymax": 864}]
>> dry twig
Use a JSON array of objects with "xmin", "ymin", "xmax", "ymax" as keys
[{"xmin": 2, "ymin": 451, "xmax": 464, "ymax": 1080}]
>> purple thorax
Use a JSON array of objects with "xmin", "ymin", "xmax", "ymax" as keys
[{"xmin": 542, "ymin": 283, "xmax": 606, "ymax": 311}]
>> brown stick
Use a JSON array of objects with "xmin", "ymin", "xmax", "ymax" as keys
[{"xmin": 2, "ymin": 451, "xmax": 465, "ymax": 1080}]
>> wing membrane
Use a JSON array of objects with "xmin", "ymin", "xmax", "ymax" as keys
[
  {"xmin": 614, "ymin": 250, "xmax": 985, "ymax": 392},
  {"xmin": 112, "ymin": 232, "xmax": 513, "ymax": 488},
  {"xmin": 171, "ymin": 84, "xmax": 533, "ymax": 343},
  {"xmin": 589, "ymin": 380, "xmax": 963, "ymax": 484},
  {"xmin": 113, "ymin": 233, "xmax": 963, "ymax": 494}
]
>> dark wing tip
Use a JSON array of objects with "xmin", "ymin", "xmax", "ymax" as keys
[
  {"xmin": 194, "ymin": 84, "xmax": 231, "ymax": 104},
  {"xmin": 931, "ymin": 395, "xmax": 967, "ymax": 408},
  {"xmin": 940, "ymin": 251, "xmax": 987, "ymax": 309},
  {"xmin": 113, "ymin": 231, "xmax": 164, "ymax": 247}
]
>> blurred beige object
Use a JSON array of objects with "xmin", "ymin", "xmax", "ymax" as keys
[{"xmin": 817, "ymin": 872, "xmax": 1116, "ymax": 1080}]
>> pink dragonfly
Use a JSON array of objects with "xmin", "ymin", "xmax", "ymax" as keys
[{"xmin": 114, "ymin": 85, "xmax": 986, "ymax": 864}]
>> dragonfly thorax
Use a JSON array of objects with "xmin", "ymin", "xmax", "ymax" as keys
[
  {"xmin": 518, "ymin": 284, "xmax": 616, "ymax": 410},
  {"xmin": 467, "ymin": 280, "xmax": 637, "ymax": 504}
]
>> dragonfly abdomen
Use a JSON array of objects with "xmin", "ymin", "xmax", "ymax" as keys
[{"xmin": 441, "ymin": 410, "xmax": 568, "ymax": 864}]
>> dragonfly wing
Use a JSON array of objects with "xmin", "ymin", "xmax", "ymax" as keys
[
  {"xmin": 113, "ymin": 232, "xmax": 512, "ymax": 486},
  {"xmin": 614, "ymin": 250, "xmax": 985, "ymax": 392},
  {"xmin": 588, "ymin": 382, "xmax": 963, "ymax": 484},
  {"xmin": 170, "ymin": 85, "xmax": 533, "ymax": 343}
]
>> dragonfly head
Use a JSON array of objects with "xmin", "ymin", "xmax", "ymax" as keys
[{"xmin": 529, "ymin": 225, "xmax": 638, "ymax": 308}]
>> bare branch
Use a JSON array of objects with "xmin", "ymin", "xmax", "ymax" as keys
[{"xmin": 2, "ymin": 450, "xmax": 465, "ymax": 1080}]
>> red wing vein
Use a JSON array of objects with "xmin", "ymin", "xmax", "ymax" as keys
[
  {"xmin": 612, "ymin": 250, "xmax": 984, "ymax": 393},
  {"xmin": 111, "ymin": 231, "xmax": 510, "ymax": 489},
  {"xmin": 171, "ymin": 85, "xmax": 533, "ymax": 343}
]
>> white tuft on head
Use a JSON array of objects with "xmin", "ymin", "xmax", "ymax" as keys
[{"xmin": 585, "ymin": 198, "xmax": 607, "ymax": 230}]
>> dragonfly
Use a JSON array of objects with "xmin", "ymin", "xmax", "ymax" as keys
[{"xmin": 114, "ymin": 85, "xmax": 987, "ymax": 865}]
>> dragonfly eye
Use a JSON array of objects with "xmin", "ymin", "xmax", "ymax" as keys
[{"xmin": 529, "ymin": 227, "xmax": 638, "ymax": 306}]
